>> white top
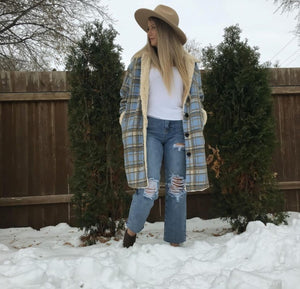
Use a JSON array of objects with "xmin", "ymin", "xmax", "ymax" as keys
[{"xmin": 147, "ymin": 67, "xmax": 183, "ymax": 120}]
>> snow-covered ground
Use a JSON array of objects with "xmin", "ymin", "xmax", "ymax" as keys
[{"xmin": 0, "ymin": 213, "xmax": 300, "ymax": 289}]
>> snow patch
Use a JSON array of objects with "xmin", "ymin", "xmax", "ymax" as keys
[{"xmin": 0, "ymin": 213, "xmax": 299, "ymax": 289}]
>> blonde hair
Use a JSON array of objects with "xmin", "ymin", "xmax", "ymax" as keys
[{"xmin": 134, "ymin": 17, "xmax": 189, "ymax": 99}]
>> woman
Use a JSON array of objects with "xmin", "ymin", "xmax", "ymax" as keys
[{"xmin": 120, "ymin": 5, "xmax": 209, "ymax": 248}]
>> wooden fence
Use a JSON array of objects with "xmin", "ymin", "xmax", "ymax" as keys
[
  {"xmin": 270, "ymin": 68, "xmax": 300, "ymax": 212},
  {"xmin": 0, "ymin": 71, "xmax": 73, "ymax": 228},
  {"xmin": 0, "ymin": 69, "xmax": 299, "ymax": 229}
]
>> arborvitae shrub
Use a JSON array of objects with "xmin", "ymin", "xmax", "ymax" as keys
[
  {"xmin": 202, "ymin": 25, "xmax": 287, "ymax": 233},
  {"xmin": 66, "ymin": 21, "xmax": 130, "ymax": 244}
]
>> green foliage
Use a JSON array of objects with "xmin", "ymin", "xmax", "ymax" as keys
[
  {"xmin": 202, "ymin": 25, "xmax": 287, "ymax": 233},
  {"xmin": 66, "ymin": 21, "xmax": 130, "ymax": 243}
]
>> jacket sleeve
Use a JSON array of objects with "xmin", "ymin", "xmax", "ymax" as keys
[
  {"xmin": 194, "ymin": 63, "xmax": 205, "ymax": 102},
  {"xmin": 194, "ymin": 63, "xmax": 207, "ymax": 125},
  {"xmin": 119, "ymin": 60, "xmax": 135, "ymax": 124}
]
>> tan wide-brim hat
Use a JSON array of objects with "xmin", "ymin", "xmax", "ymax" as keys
[{"xmin": 135, "ymin": 4, "xmax": 187, "ymax": 45}]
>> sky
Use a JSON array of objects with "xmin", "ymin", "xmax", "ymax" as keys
[{"xmin": 103, "ymin": 0, "xmax": 300, "ymax": 68}]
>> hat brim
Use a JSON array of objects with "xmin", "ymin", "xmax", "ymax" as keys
[{"xmin": 134, "ymin": 8, "xmax": 187, "ymax": 45}]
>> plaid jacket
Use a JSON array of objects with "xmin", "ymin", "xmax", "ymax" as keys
[{"xmin": 119, "ymin": 53, "xmax": 209, "ymax": 192}]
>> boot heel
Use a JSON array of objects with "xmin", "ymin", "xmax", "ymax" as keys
[{"xmin": 123, "ymin": 230, "xmax": 136, "ymax": 248}]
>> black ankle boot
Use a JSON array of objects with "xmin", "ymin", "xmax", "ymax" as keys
[{"xmin": 123, "ymin": 230, "xmax": 136, "ymax": 248}]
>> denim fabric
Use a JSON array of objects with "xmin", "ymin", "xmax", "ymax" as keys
[{"xmin": 126, "ymin": 116, "xmax": 187, "ymax": 244}]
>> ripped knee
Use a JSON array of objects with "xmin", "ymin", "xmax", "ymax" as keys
[
  {"xmin": 143, "ymin": 178, "xmax": 159, "ymax": 200},
  {"xmin": 168, "ymin": 175, "xmax": 186, "ymax": 201},
  {"xmin": 173, "ymin": 143, "xmax": 185, "ymax": 151}
]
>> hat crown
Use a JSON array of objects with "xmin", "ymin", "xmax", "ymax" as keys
[
  {"xmin": 154, "ymin": 5, "xmax": 179, "ymax": 26},
  {"xmin": 134, "ymin": 4, "xmax": 187, "ymax": 44}
]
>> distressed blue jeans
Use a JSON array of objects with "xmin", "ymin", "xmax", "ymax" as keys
[{"xmin": 127, "ymin": 116, "xmax": 187, "ymax": 244}]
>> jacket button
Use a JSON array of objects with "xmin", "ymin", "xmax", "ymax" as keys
[
  {"xmin": 184, "ymin": 113, "xmax": 189, "ymax": 118},
  {"xmin": 185, "ymin": 133, "xmax": 189, "ymax": 138},
  {"xmin": 187, "ymin": 152, "xmax": 191, "ymax": 157}
]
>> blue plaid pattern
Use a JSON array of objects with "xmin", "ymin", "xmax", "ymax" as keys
[
  {"xmin": 182, "ymin": 64, "xmax": 209, "ymax": 191},
  {"xmin": 120, "ymin": 56, "xmax": 209, "ymax": 192}
]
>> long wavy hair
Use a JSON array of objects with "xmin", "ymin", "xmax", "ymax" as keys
[{"xmin": 134, "ymin": 17, "xmax": 189, "ymax": 99}]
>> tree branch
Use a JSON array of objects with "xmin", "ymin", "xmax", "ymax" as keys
[{"xmin": 0, "ymin": 0, "xmax": 46, "ymax": 34}]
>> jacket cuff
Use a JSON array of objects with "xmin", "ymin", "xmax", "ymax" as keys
[
  {"xmin": 201, "ymin": 108, "xmax": 207, "ymax": 126},
  {"xmin": 119, "ymin": 111, "xmax": 125, "ymax": 125}
]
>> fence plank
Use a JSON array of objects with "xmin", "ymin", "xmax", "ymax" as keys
[
  {"xmin": 0, "ymin": 204, "xmax": 73, "ymax": 229},
  {"xmin": 279, "ymin": 181, "xmax": 300, "ymax": 190},
  {"xmin": 0, "ymin": 194, "xmax": 73, "ymax": 207},
  {"xmin": 0, "ymin": 92, "xmax": 71, "ymax": 101},
  {"xmin": 272, "ymin": 86, "xmax": 300, "ymax": 94},
  {"xmin": 0, "ymin": 71, "xmax": 69, "ymax": 92},
  {"xmin": 269, "ymin": 68, "xmax": 300, "ymax": 86},
  {"xmin": 273, "ymin": 94, "xmax": 300, "ymax": 182}
]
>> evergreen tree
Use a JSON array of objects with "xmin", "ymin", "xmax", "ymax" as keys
[
  {"xmin": 66, "ymin": 21, "xmax": 129, "ymax": 244},
  {"xmin": 202, "ymin": 25, "xmax": 287, "ymax": 233}
]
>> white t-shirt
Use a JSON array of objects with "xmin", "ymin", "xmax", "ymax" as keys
[{"xmin": 147, "ymin": 67, "xmax": 183, "ymax": 120}]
